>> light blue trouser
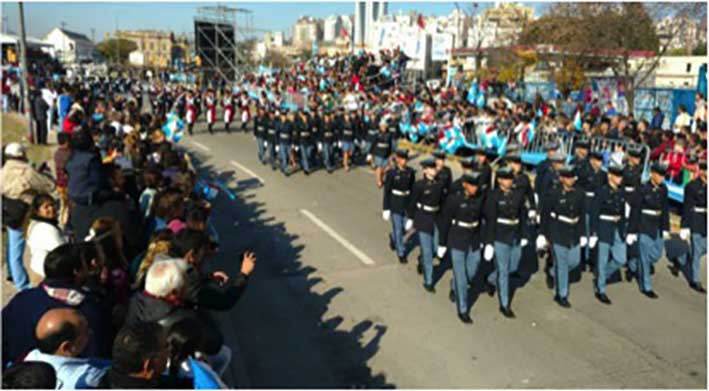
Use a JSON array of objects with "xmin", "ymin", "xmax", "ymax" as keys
[
  {"xmin": 596, "ymin": 229, "xmax": 627, "ymax": 295},
  {"xmin": 256, "ymin": 136, "xmax": 266, "ymax": 162},
  {"xmin": 322, "ymin": 142, "xmax": 334, "ymax": 170},
  {"xmin": 450, "ymin": 247, "xmax": 482, "ymax": 314},
  {"xmin": 390, "ymin": 213, "xmax": 406, "ymax": 258},
  {"xmin": 267, "ymin": 141, "xmax": 277, "ymax": 166},
  {"xmin": 627, "ymin": 242, "xmax": 639, "ymax": 273},
  {"xmin": 583, "ymin": 212, "xmax": 591, "ymax": 262},
  {"xmin": 488, "ymin": 241, "xmax": 516, "ymax": 309},
  {"xmin": 300, "ymin": 143, "xmax": 312, "ymax": 172},
  {"xmin": 418, "ymin": 231, "xmax": 435, "ymax": 286},
  {"xmin": 487, "ymin": 244, "xmax": 521, "ymax": 285},
  {"xmin": 433, "ymin": 225, "xmax": 440, "ymax": 255},
  {"xmin": 550, "ymin": 244, "xmax": 581, "ymax": 299},
  {"xmin": 279, "ymin": 142, "xmax": 290, "ymax": 173},
  {"xmin": 5, "ymin": 227, "xmax": 30, "ymax": 291},
  {"xmin": 677, "ymin": 233, "xmax": 707, "ymax": 285},
  {"xmin": 638, "ymin": 233, "xmax": 663, "ymax": 292}
]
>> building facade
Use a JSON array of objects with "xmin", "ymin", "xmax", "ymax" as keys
[
  {"xmin": 114, "ymin": 30, "xmax": 190, "ymax": 68},
  {"xmin": 656, "ymin": 16, "xmax": 705, "ymax": 54},
  {"xmin": 354, "ymin": 1, "xmax": 388, "ymax": 48},
  {"xmin": 43, "ymin": 27, "xmax": 94, "ymax": 63},
  {"xmin": 467, "ymin": 2, "xmax": 533, "ymax": 49},
  {"xmin": 293, "ymin": 16, "xmax": 322, "ymax": 49}
]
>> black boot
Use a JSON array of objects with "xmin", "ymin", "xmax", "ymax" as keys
[
  {"xmin": 500, "ymin": 306, "xmax": 515, "ymax": 318},
  {"xmin": 689, "ymin": 282, "xmax": 707, "ymax": 293},
  {"xmin": 458, "ymin": 312, "xmax": 473, "ymax": 324},
  {"xmin": 225, "ymin": 123, "xmax": 230, "ymax": 133},
  {"xmin": 208, "ymin": 124, "xmax": 213, "ymax": 134}
]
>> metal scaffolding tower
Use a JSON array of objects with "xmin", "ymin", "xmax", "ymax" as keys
[{"xmin": 194, "ymin": 5, "xmax": 254, "ymax": 83}]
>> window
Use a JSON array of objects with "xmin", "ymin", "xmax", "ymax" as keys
[
  {"xmin": 150, "ymin": 42, "xmax": 155, "ymax": 51},
  {"xmin": 686, "ymin": 63, "xmax": 692, "ymax": 73}
]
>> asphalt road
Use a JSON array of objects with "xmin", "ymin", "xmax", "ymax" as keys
[{"xmin": 181, "ymin": 120, "xmax": 706, "ymax": 389}]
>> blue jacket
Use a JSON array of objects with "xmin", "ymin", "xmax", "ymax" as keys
[
  {"xmin": 66, "ymin": 150, "xmax": 105, "ymax": 204},
  {"xmin": 24, "ymin": 349, "xmax": 110, "ymax": 389},
  {"xmin": 2, "ymin": 279, "xmax": 111, "ymax": 367},
  {"xmin": 651, "ymin": 112, "xmax": 665, "ymax": 129}
]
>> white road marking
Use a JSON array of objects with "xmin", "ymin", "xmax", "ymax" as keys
[
  {"xmin": 230, "ymin": 160, "xmax": 265, "ymax": 184},
  {"xmin": 300, "ymin": 209, "xmax": 376, "ymax": 266},
  {"xmin": 190, "ymin": 141, "xmax": 211, "ymax": 151}
]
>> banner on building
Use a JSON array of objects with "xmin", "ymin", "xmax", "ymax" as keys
[{"xmin": 431, "ymin": 33, "xmax": 453, "ymax": 62}]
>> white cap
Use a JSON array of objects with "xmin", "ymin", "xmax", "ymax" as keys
[{"xmin": 4, "ymin": 142, "xmax": 26, "ymax": 158}]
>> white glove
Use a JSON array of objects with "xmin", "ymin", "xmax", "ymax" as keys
[
  {"xmin": 263, "ymin": 141, "xmax": 268, "ymax": 147},
  {"xmin": 337, "ymin": 141, "xmax": 342, "ymax": 148},
  {"xmin": 662, "ymin": 230, "xmax": 670, "ymax": 240},
  {"xmin": 275, "ymin": 145, "xmax": 280, "ymax": 153},
  {"xmin": 528, "ymin": 210, "xmax": 537, "ymax": 220},
  {"xmin": 589, "ymin": 236, "xmax": 598, "ymax": 249},
  {"xmin": 625, "ymin": 202, "xmax": 631, "ymax": 219},
  {"xmin": 626, "ymin": 234, "xmax": 637, "ymax": 245},
  {"xmin": 366, "ymin": 154, "xmax": 372, "ymax": 162},
  {"xmin": 536, "ymin": 235, "xmax": 548, "ymax": 250},
  {"xmin": 317, "ymin": 142, "xmax": 323, "ymax": 152},
  {"xmin": 580, "ymin": 236, "xmax": 588, "ymax": 248},
  {"xmin": 534, "ymin": 193, "xmax": 539, "ymax": 206},
  {"xmin": 404, "ymin": 219, "xmax": 413, "ymax": 231},
  {"xmin": 521, "ymin": 238, "xmax": 529, "ymax": 247},
  {"xmin": 382, "ymin": 210, "xmax": 390, "ymax": 221},
  {"xmin": 483, "ymin": 244, "xmax": 494, "ymax": 261},
  {"xmin": 294, "ymin": 146, "xmax": 300, "ymax": 152},
  {"xmin": 436, "ymin": 246, "xmax": 447, "ymax": 258},
  {"xmin": 680, "ymin": 228, "xmax": 691, "ymax": 241}
]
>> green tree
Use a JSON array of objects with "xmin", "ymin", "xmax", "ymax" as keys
[
  {"xmin": 693, "ymin": 41, "xmax": 707, "ymax": 56},
  {"xmin": 262, "ymin": 49, "xmax": 289, "ymax": 69},
  {"xmin": 96, "ymin": 38, "xmax": 138, "ymax": 64}
]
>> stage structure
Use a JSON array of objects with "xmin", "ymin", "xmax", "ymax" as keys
[{"xmin": 194, "ymin": 5, "xmax": 255, "ymax": 83}]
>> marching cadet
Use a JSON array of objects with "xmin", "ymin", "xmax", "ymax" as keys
[
  {"xmin": 204, "ymin": 88, "xmax": 216, "ymax": 135},
  {"xmin": 222, "ymin": 87, "xmax": 234, "ymax": 133},
  {"xmin": 433, "ymin": 151, "xmax": 453, "ymax": 197},
  {"xmin": 623, "ymin": 146, "xmax": 645, "ymax": 281},
  {"xmin": 674, "ymin": 160, "xmax": 707, "ymax": 293},
  {"xmin": 472, "ymin": 146, "xmax": 492, "ymax": 194},
  {"xmin": 439, "ymin": 172, "xmax": 486, "ymax": 324},
  {"xmin": 364, "ymin": 111, "xmax": 379, "ymax": 166},
  {"xmin": 589, "ymin": 162, "xmax": 627, "ymax": 305},
  {"xmin": 266, "ymin": 108, "xmax": 279, "ymax": 170},
  {"xmin": 288, "ymin": 110, "xmax": 300, "ymax": 172},
  {"xmin": 321, "ymin": 112, "xmax": 337, "ymax": 173},
  {"xmin": 341, "ymin": 112, "xmax": 356, "ymax": 172},
  {"xmin": 450, "ymin": 158, "xmax": 475, "ymax": 196},
  {"xmin": 570, "ymin": 138, "xmax": 590, "ymax": 167},
  {"xmin": 297, "ymin": 110, "xmax": 314, "ymax": 175},
  {"xmin": 540, "ymin": 164, "xmax": 585, "ymax": 308},
  {"xmin": 276, "ymin": 109, "xmax": 293, "ymax": 176},
  {"xmin": 253, "ymin": 106, "xmax": 267, "ymax": 164},
  {"xmin": 185, "ymin": 90, "xmax": 197, "ymax": 136},
  {"xmin": 534, "ymin": 141, "xmax": 560, "ymax": 204},
  {"xmin": 483, "ymin": 166, "xmax": 528, "ymax": 318},
  {"xmin": 382, "ymin": 149, "xmax": 416, "ymax": 264},
  {"xmin": 373, "ymin": 119, "xmax": 395, "ymax": 188},
  {"xmin": 579, "ymin": 150, "xmax": 607, "ymax": 271},
  {"xmin": 406, "ymin": 158, "xmax": 445, "ymax": 292},
  {"xmin": 627, "ymin": 162, "xmax": 670, "ymax": 298},
  {"xmin": 507, "ymin": 151, "xmax": 537, "ymax": 277},
  {"xmin": 239, "ymin": 91, "xmax": 251, "ymax": 132}
]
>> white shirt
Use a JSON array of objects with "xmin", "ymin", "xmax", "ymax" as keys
[
  {"xmin": 674, "ymin": 112, "xmax": 691, "ymax": 133},
  {"xmin": 27, "ymin": 220, "xmax": 66, "ymax": 276}
]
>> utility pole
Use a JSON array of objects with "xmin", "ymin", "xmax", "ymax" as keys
[
  {"xmin": 61, "ymin": 21, "xmax": 66, "ymax": 62},
  {"xmin": 17, "ymin": 2, "xmax": 34, "ymax": 143},
  {"xmin": 91, "ymin": 28, "xmax": 95, "ymax": 43}
]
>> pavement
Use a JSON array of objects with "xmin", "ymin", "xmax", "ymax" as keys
[{"xmin": 182, "ymin": 120, "xmax": 707, "ymax": 389}]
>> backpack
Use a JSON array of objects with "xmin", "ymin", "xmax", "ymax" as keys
[{"xmin": 2, "ymin": 195, "xmax": 28, "ymax": 230}]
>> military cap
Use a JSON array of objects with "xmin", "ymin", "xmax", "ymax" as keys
[
  {"xmin": 461, "ymin": 172, "xmax": 482, "ymax": 186},
  {"xmin": 460, "ymin": 158, "xmax": 474, "ymax": 169},
  {"xmin": 420, "ymin": 158, "xmax": 436, "ymax": 168},
  {"xmin": 559, "ymin": 164, "xmax": 576, "ymax": 178},
  {"xmin": 505, "ymin": 151, "xmax": 522, "ymax": 163},
  {"xmin": 607, "ymin": 162, "xmax": 625, "ymax": 176},
  {"xmin": 650, "ymin": 162, "xmax": 668, "ymax": 175},
  {"xmin": 590, "ymin": 150, "xmax": 604, "ymax": 160},
  {"xmin": 395, "ymin": 148, "xmax": 409, "ymax": 159},
  {"xmin": 627, "ymin": 147, "xmax": 643, "ymax": 158},
  {"xmin": 545, "ymin": 141, "xmax": 560, "ymax": 150},
  {"xmin": 575, "ymin": 139, "xmax": 590, "ymax": 149},
  {"xmin": 550, "ymin": 154, "xmax": 566, "ymax": 163},
  {"xmin": 496, "ymin": 166, "xmax": 514, "ymax": 179},
  {"xmin": 433, "ymin": 150, "xmax": 446, "ymax": 160}
]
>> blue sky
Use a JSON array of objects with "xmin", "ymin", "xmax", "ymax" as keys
[{"xmin": 2, "ymin": 1, "xmax": 550, "ymax": 41}]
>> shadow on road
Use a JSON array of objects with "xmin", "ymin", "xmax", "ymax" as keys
[{"xmin": 188, "ymin": 150, "xmax": 395, "ymax": 388}]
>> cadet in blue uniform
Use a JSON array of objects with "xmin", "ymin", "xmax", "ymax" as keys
[
  {"xmin": 579, "ymin": 150, "xmax": 607, "ymax": 271},
  {"xmin": 373, "ymin": 120, "xmax": 395, "ymax": 188},
  {"xmin": 321, "ymin": 112, "xmax": 336, "ymax": 173},
  {"xmin": 674, "ymin": 160, "xmax": 707, "ymax": 293},
  {"xmin": 483, "ymin": 166, "xmax": 527, "ymax": 318},
  {"xmin": 364, "ymin": 112, "xmax": 379, "ymax": 166},
  {"xmin": 297, "ymin": 110, "xmax": 314, "ymax": 175},
  {"xmin": 534, "ymin": 141, "xmax": 560, "ymax": 204},
  {"xmin": 407, "ymin": 158, "xmax": 445, "ymax": 292},
  {"xmin": 253, "ymin": 107, "xmax": 267, "ymax": 164},
  {"xmin": 472, "ymin": 147, "xmax": 492, "ymax": 194},
  {"xmin": 450, "ymin": 158, "xmax": 475, "ymax": 196},
  {"xmin": 627, "ymin": 162, "xmax": 670, "ymax": 298},
  {"xmin": 433, "ymin": 150, "xmax": 453, "ymax": 258},
  {"xmin": 439, "ymin": 172, "xmax": 485, "ymax": 324},
  {"xmin": 623, "ymin": 147, "xmax": 645, "ymax": 281},
  {"xmin": 266, "ymin": 108, "xmax": 279, "ymax": 170},
  {"xmin": 382, "ymin": 149, "xmax": 416, "ymax": 264},
  {"xmin": 277, "ymin": 110, "xmax": 293, "ymax": 176},
  {"xmin": 540, "ymin": 164, "xmax": 585, "ymax": 307},
  {"xmin": 341, "ymin": 112, "xmax": 356, "ymax": 171},
  {"xmin": 506, "ymin": 151, "xmax": 536, "ymax": 277},
  {"xmin": 590, "ymin": 162, "xmax": 627, "ymax": 305}
]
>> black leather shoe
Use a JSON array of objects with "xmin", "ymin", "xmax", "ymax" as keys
[
  {"xmin": 624, "ymin": 269, "xmax": 634, "ymax": 282},
  {"xmin": 458, "ymin": 313, "xmax": 473, "ymax": 324},
  {"xmin": 484, "ymin": 281, "xmax": 495, "ymax": 297},
  {"xmin": 545, "ymin": 272, "xmax": 554, "ymax": 290},
  {"xmin": 388, "ymin": 237, "xmax": 395, "ymax": 251},
  {"xmin": 417, "ymin": 263, "xmax": 423, "ymax": 275},
  {"xmin": 303, "ymin": 170, "xmax": 310, "ymax": 176},
  {"xmin": 689, "ymin": 282, "xmax": 707, "ymax": 293},
  {"xmin": 667, "ymin": 263, "xmax": 679, "ymax": 277},
  {"xmin": 423, "ymin": 284, "xmax": 435, "ymax": 293},
  {"xmin": 398, "ymin": 255, "xmax": 407, "ymax": 264},
  {"xmin": 510, "ymin": 271, "xmax": 522, "ymax": 279},
  {"xmin": 554, "ymin": 296, "xmax": 571, "ymax": 308},
  {"xmin": 449, "ymin": 289, "xmax": 455, "ymax": 303},
  {"xmin": 642, "ymin": 290, "xmax": 659, "ymax": 299},
  {"xmin": 500, "ymin": 306, "xmax": 515, "ymax": 318},
  {"xmin": 595, "ymin": 292, "xmax": 612, "ymax": 305}
]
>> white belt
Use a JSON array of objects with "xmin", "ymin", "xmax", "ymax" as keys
[
  {"xmin": 695, "ymin": 207, "xmax": 706, "ymax": 213},
  {"xmin": 377, "ymin": 143, "xmax": 389, "ymax": 147},
  {"xmin": 391, "ymin": 189, "xmax": 410, "ymax": 197},
  {"xmin": 497, "ymin": 218, "xmax": 519, "ymax": 226},
  {"xmin": 257, "ymin": 126, "xmax": 265, "ymax": 131},
  {"xmin": 453, "ymin": 220, "xmax": 479, "ymax": 228},
  {"xmin": 599, "ymin": 214, "xmax": 621, "ymax": 222},
  {"xmin": 324, "ymin": 132, "xmax": 333, "ymax": 137},
  {"xmin": 300, "ymin": 132, "xmax": 310, "ymax": 137},
  {"xmin": 344, "ymin": 130, "xmax": 353, "ymax": 135},
  {"xmin": 641, "ymin": 209, "xmax": 661, "ymax": 216},
  {"xmin": 312, "ymin": 128, "xmax": 319, "ymax": 133},
  {"xmin": 585, "ymin": 192, "xmax": 595, "ymax": 197},
  {"xmin": 268, "ymin": 129, "xmax": 276, "ymax": 134},
  {"xmin": 279, "ymin": 134, "xmax": 290, "ymax": 139},
  {"xmin": 624, "ymin": 186, "xmax": 635, "ymax": 192},
  {"xmin": 417, "ymin": 203, "xmax": 439, "ymax": 213},
  {"xmin": 557, "ymin": 215, "xmax": 579, "ymax": 224}
]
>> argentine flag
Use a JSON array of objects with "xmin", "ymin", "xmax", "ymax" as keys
[
  {"xmin": 573, "ymin": 110, "xmax": 583, "ymax": 131},
  {"xmin": 162, "ymin": 112, "xmax": 184, "ymax": 144},
  {"xmin": 467, "ymin": 80, "xmax": 479, "ymax": 104}
]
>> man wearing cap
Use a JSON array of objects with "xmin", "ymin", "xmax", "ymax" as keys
[
  {"xmin": 589, "ymin": 162, "xmax": 628, "ymax": 305},
  {"xmin": 627, "ymin": 162, "xmax": 670, "ymax": 298},
  {"xmin": 506, "ymin": 151, "xmax": 537, "ymax": 277},
  {"xmin": 297, "ymin": 109, "xmax": 314, "ymax": 175},
  {"xmin": 266, "ymin": 108, "xmax": 279, "ymax": 170},
  {"xmin": 439, "ymin": 172, "xmax": 485, "ymax": 324},
  {"xmin": 472, "ymin": 146, "xmax": 491, "ymax": 194},
  {"xmin": 1, "ymin": 142, "xmax": 56, "ymax": 291},
  {"xmin": 277, "ymin": 110, "xmax": 293, "ymax": 176},
  {"xmin": 674, "ymin": 160, "xmax": 707, "ymax": 293},
  {"xmin": 540, "ymin": 164, "xmax": 585, "ymax": 307},
  {"xmin": 578, "ymin": 150, "xmax": 608, "ymax": 271},
  {"xmin": 483, "ymin": 166, "xmax": 528, "ymax": 318},
  {"xmin": 534, "ymin": 141, "xmax": 560, "ymax": 204},
  {"xmin": 406, "ymin": 158, "xmax": 445, "ymax": 292},
  {"xmin": 450, "ymin": 159, "xmax": 475, "ymax": 196},
  {"xmin": 623, "ymin": 146, "xmax": 645, "ymax": 281},
  {"xmin": 373, "ymin": 120, "xmax": 395, "ymax": 187},
  {"xmin": 382, "ymin": 149, "xmax": 416, "ymax": 264},
  {"xmin": 433, "ymin": 150, "xmax": 452, "ymax": 257},
  {"xmin": 253, "ymin": 106, "xmax": 268, "ymax": 164},
  {"xmin": 320, "ymin": 112, "xmax": 337, "ymax": 173}
]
